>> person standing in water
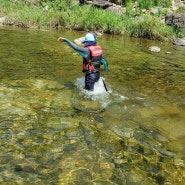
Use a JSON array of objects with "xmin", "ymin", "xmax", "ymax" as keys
[{"xmin": 58, "ymin": 32, "xmax": 108, "ymax": 91}]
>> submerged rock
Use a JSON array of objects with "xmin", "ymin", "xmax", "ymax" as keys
[
  {"xmin": 157, "ymin": 148, "xmax": 176, "ymax": 158},
  {"xmin": 174, "ymin": 158, "xmax": 184, "ymax": 167},
  {"xmin": 14, "ymin": 159, "xmax": 38, "ymax": 173},
  {"xmin": 30, "ymin": 103, "xmax": 44, "ymax": 109},
  {"xmin": 113, "ymin": 127, "xmax": 135, "ymax": 139}
]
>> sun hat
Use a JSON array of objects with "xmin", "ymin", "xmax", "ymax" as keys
[{"xmin": 84, "ymin": 33, "xmax": 96, "ymax": 42}]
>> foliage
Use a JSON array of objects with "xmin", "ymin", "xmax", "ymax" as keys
[
  {"xmin": 137, "ymin": 0, "xmax": 154, "ymax": 9},
  {"xmin": 61, "ymin": 5, "xmax": 125, "ymax": 34},
  {"xmin": 125, "ymin": 1, "xmax": 135, "ymax": 17},
  {"xmin": 125, "ymin": 15, "xmax": 174, "ymax": 41},
  {"xmin": 0, "ymin": 0, "xmax": 184, "ymax": 41},
  {"xmin": 174, "ymin": 27, "xmax": 185, "ymax": 38},
  {"xmin": 40, "ymin": 0, "xmax": 73, "ymax": 11},
  {"xmin": 125, "ymin": 0, "xmax": 172, "ymax": 10},
  {"xmin": 0, "ymin": 0, "xmax": 62, "ymax": 27}
]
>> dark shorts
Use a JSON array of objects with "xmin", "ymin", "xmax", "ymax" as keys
[{"xmin": 85, "ymin": 72, "xmax": 100, "ymax": 91}]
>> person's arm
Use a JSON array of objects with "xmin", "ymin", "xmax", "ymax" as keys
[
  {"xmin": 58, "ymin": 37, "xmax": 90, "ymax": 59},
  {"xmin": 101, "ymin": 55, "xmax": 108, "ymax": 72}
]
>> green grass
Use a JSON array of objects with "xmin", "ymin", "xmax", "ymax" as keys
[
  {"xmin": 125, "ymin": 15, "xmax": 174, "ymax": 41},
  {"xmin": 62, "ymin": 6, "xmax": 125, "ymax": 34},
  {"xmin": 0, "ymin": 0, "xmax": 183, "ymax": 41}
]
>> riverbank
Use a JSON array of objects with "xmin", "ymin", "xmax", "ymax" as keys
[{"xmin": 0, "ymin": 0, "xmax": 185, "ymax": 41}]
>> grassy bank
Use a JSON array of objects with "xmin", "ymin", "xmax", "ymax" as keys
[{"xmin": 0, "ymin": 0, "xmax": 184, "ymax": 41}]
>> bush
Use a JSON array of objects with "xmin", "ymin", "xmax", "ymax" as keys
[{"xmin": 125, "ymin": 15, "xmax": 174, "ymax": 41}]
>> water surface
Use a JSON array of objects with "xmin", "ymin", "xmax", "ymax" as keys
[{"xmin": 0, "ymin": 26, "xmax": 185, "ymax": 185}]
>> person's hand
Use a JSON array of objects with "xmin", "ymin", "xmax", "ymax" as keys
[{"xmin": 58, "ymin": 37, "xmax": 64, "ymax": 42}]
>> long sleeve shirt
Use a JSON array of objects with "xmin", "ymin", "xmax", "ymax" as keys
[{"xmin": 63, "ymin": 38, "xmax": 108, "ymax": 72}]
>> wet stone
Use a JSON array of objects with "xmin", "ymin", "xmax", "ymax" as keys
[
  {"xmin": 174, "ymin": 158, "xmax": 184, "ymax": 167},
  {"xmin": 153, "ymin": 134, "xmax": 169, "ymax": 143},
  {"xmin": 113, "ymin": 158, "xmax": 127, "ymax": 165},
  {"xmin": 62, "ymin": 168, "xmax": 93, "ymax": 184},
  {"xmin": 126, "ymin": 170, "xmax": 157, "ymax": 185},
  {"xmin": 158, "ymin": 149, "xmax": 176, "ymax": 158},
  {"xmin": 149, "ymin": 46, "xmax": 161, "ymax": 52},
  {"xmin": 113, "ymin": 127, "xmax": 135, "ymax": 139},
  {"xmin": 31, "ymin": 103, "xmax": 44, "ymax": 109},
  {"xmin": 14, "ymin": 161, "xmax": 37, "ymax": 173}
]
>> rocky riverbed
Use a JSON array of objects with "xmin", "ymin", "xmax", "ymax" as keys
[{"xmin": 0, "ymin": 78, "xmax": 185, "ymax": 185}]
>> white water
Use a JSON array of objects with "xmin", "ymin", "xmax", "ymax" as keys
[
  {"xmin": 76, "ymin": 77, "xmax": 109, "ymax": 94},
  {"xmin": 74, "ymin": 77, "xmax": 128, "ymax": 111}
]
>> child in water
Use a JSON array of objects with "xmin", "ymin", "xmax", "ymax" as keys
[{"xmin": 58, "ymin": 32, "xmax": 108, "ymax": 91}]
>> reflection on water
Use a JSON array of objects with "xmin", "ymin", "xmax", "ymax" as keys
[{"xmin": 0, "ymin": 26, "xmax": 185, "ymax": 185}]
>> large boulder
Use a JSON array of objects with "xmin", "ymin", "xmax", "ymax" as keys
[
  {"xmin": 85, "ymin": 0, "xmax": 113, "ymax": 9},
  {"xmin": 173, "ymin": 38, "xmax": 185, "ymax": 46},
  {"xmin": 109, "ymin": 0, "xmax": 122, "ymax": 5},
  {"xmin": 165, "ymin": 13, "xmax": 185, "ymax": 28},
  {"xmin": 79, "ymin": 0, "xmax": 121, "ymax": 6}
]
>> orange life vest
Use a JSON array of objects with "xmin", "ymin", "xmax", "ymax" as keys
[{"xmin": 82, "ymin": 45, "xmax": 103, "ymax": 73}]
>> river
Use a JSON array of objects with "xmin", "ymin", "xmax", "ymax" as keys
[{"xmin": 0, "ymin": 26, "xmax": 185, "ymax": 185}]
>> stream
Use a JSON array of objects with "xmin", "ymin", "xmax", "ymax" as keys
[{"xmin": 0, "ymin": 26, "xmax": 185, "ymax": 185}]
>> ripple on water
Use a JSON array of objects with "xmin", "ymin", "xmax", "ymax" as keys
[{"xmin": 71, "ymin": 77, "xmax": 128, "ymax": 113}]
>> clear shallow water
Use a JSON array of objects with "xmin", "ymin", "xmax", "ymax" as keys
[{"xmin": 0, "ymin": 26, "xmax": 185, "ymax": 185}]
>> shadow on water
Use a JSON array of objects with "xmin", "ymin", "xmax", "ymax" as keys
[{"xmin": 0, "ymin": 26, "xmax": 185, "ymax": 185}]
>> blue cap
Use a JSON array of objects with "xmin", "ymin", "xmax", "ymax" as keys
[{"xmin": 84, "ymin": 33, "xmax": 96, "ymax": 42}]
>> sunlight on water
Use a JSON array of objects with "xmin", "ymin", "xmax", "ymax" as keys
[
  {"xmin": 75, "ymin": 77, "xmax": 128, "ymax": 110},
  {"xmin": 76, "ymin": 77, "xmax": 108, "ymax": 94},
  {"xmin": 74, "ymin": 77, "xmax": 111, "ymax": 110},
  {"xmin": 1, "ymin": 26, "xmax": 185, "ymax": 185}
]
